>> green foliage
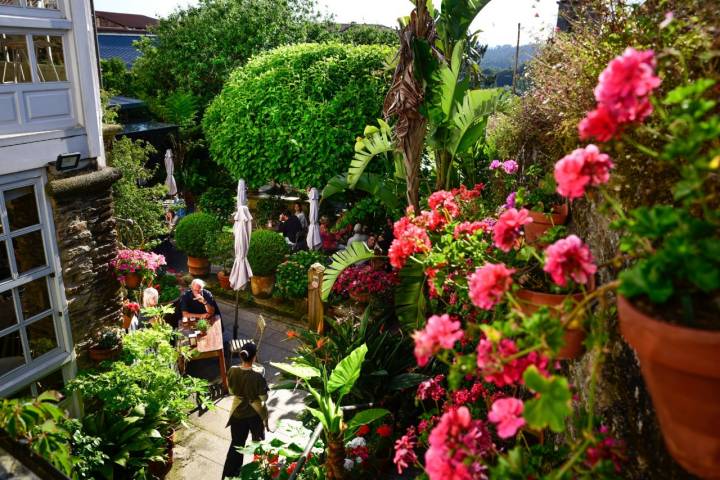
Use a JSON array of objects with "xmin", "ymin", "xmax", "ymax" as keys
[
  {"xmin": 203, "ymin": 42, "xmax": 393, "ymax": 188},
  {"xmin": 196, "ymin": 319, "xmax": 209, "ymax": 332},
  {"xmin": 307, "ymin": 22, "xmax": 398, "ymax": 46},
  {"xmin": 205, "ymin": 228, "xmax": 235, "ymax": 273},
  {"xmin": 256, "ymin": 195, "xmax": 286, "ymax": 227},
  {"xmin": 107, "ymin": 138, "xmax": 167, "ymax": 249},
  {"xmin": 132, "ymin": 0, "xmax": 318, "ymax": 109},
  {"xmin": 100, "ymin": 58, "xmax": 134, "ymax": 97},
  {"xmin": 198, "ymin": 186, "xmax": 236, "ymax": 223},
  {"xmin": 394, "ymin": 261, "xmax": 427, "ymax": 332},
  {"xmin": 0, "ymin": 391, "xmax": 73, "ymax": 476},
  {"xmin": 157, "ymin": 273, "xmax": 180, "ymax": 303},
  {"xmin": 321, "ymin": 242, "xmax": 375, "ymax": 301},
  {"xmin": 174, "ymin": 212, "xmax": 221, "ymax": 257},
  {"xmin": 522, "ymin": 366, "xmax": 573, "ymax": 433},
  {"xmin": 275, "ymin": 250, "xmax": 328, "ymax": 299},
  {"xmin": 63, "ymin": 418, "xmax": 109, "ymax": 480},
  {"xmin": 247, "ymin": 230, "xmax": 289, "ymax": 276},
  {"xmin": 100, "ymin": 88, "xmax": 119, "ymax": 125},
  {"xmin": 323, "ymin": 173, "xmax": 402, "ymax": 213}
]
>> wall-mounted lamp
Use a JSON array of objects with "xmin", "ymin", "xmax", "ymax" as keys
[{"xmin": 52, "ymin": 153, "xmax": 81, "ymax": 172}]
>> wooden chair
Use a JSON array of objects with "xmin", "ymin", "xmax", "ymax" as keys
[{"xmin": 229, "ymin": 314, "xmax": 266, "ymax": 363}]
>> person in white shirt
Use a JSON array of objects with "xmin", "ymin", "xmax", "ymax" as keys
[{"xmin": 293, "ymin": 201, "xmax": 308, "ymax": 230}]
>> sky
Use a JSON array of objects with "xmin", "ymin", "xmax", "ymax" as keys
[{"xmin": 93, "ymin": 0, "xmax": 558, "ymax": 46}]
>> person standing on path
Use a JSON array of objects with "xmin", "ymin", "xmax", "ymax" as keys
[{"xmin": 222, "ymin": 342, "xmax": 269, "ymax": 478}]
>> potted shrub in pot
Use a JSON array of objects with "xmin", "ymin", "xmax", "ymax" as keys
[
  {"xmin": 205, "ymin": 228, "xmax": 234, "ymax": 290},
  {"xmin": 247, "ymin": 230, "xmax": 289, "ymax": 298},
  {"xmin": 110, "ymin": 249, "xmax": 167, "ymax": 289},
  {"xmin": 196, "ymin": 319, "xmax": 209, "ymax": 337},
  {"xmin": 89, "ymin": 327, "xmax": 123, "ymax": 363},
  {"xmin": 174, "ymin": 212, "xmax": 221, "ymax": 276}
]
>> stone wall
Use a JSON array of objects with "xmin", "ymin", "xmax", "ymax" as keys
[
  {"xmin": 566, "ymin": 196, "xmax": 696, "ymax": 479},
  {"xmin": 46, "ymin": 166, "xmax": 123, "ymax": 357}
]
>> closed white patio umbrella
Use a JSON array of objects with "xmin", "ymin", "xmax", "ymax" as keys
[
  {"xmin": 307, "ymin": 187, "xmax": 321, "ymax": 250},
  {"xmin": 164, "ymin": 149, "xmax": 178, "ymax": 196},
  {"xmin": 230, "ymin": 180, "xmax": 253, "ymax": 338}
]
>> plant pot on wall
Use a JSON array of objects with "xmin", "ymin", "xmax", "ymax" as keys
[
  {"xmin": 515, "ymin": 287, "xmax": 586, "ymax": 360},
  {"xmin": 187, "ymin": 256, "xmax": 210, "ymax": 276},
  {"xmin": 217, "ymin": 271, "xmax": 231, "ymax": 290},
  {"xmin": 251, "ymin": 275, "xmax": 274, "ymax": 298},
  {"xmin": 618, "ymin": 296, "xmax": 720, "ymax": 479},
  {"xmin": 124, "ymin": 272, "xmax": 142, "ymax": 289},
  {"xmin": 88, "ymin": 345, "xmax": 121, "ymax": 363},
  {"xmin": 524, "ymin": 204, "xmax": 569, "ymax": 244}
]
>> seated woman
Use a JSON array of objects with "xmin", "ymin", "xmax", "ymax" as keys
[
  {"xmin": 222, "ymin": 342, "xmax": 268, "ymax": 478},
  {"xmin": 129, "ymin": 287, "xmax": 159, "ymax": 331}
]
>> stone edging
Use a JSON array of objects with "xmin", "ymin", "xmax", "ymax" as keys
[{"xmin": 47, "ymin": 167, "xmax": 122, "ymax": 199}]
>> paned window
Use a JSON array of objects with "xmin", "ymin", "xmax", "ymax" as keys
[
  {"xmin": 1, "ymin": 32, "xmax": 67, "ymax": 84},
  {"xmin": 0, "ymin": 0, "xmax": 58, "ymax": 9},
  {"xmin": 0, "ymin": 172, "xmax": 70, "ymax": 393},
  {"xmin": 0, "ymin": 34, "xmax": 32, "ymax": 84},
  {"xmin": 33, "ymin": 35, "xmax": 66, "ymax": 81}
]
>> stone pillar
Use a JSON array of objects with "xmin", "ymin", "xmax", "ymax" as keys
[{"xmin": 46, "ymin": 166, "xmax": 123, "ymax": 356}]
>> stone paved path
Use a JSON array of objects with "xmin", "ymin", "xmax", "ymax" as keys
[{"xmin": 167, "ymin": 299, "xmax": 308, "ymax": 480}]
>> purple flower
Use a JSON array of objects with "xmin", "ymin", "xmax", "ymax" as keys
[
  {"xmin": 502, "ymin": 160, "xmax": 519, "ymax": 174},
  {"xmin": 489, "ymin": 160, "xmax": 502, "ymax": 170},
  {"xmin": 505, "ymin": 191, "xmax": 516, "ymax": 209}
]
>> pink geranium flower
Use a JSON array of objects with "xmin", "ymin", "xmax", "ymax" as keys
[
  {"xmin": 428, "ymin": 190, "xmax": 460, "ymax": 218},
  {"xmin": 412, "ymin": 314, "xmax": 463, "ymax": 367},
  {"xmin": 578, "ymin": 104, "xmax": 619, "ymax": 142},
  {"xmin": 388, "ymin": 217, "xmax": 431, "ymax": 269},
  {"xmin": 554, "ymin": 145, "xmax": 614, "ymax": 199},
  {"xmin": 594, "ymin": 47, "xmax": 661, "ymax": 124},
  {"xmin": 502, "ymin": 160, "xmax": 519, "ymax": 174},
  {"xmin": 493, "ymin": 208, "xmax": 532, "ymax": 252},
  {"xmin": 488, "ymin": 397, "xmax": 525, "ymax": 439},
  {"xmin": 468, "ymin": 263, "xmax": 514, "ymax": 310},
  {"xmin": 425, "ymin": 407, "xmax": 492, "ymax": 480},
  {"xmin": 543, "ymin": 235, "xmax": 597, "ymax": 287}
]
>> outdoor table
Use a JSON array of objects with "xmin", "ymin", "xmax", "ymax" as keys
[{"xmin": 177, "ymin": 316, "xmax": 228, "ymax": 391}]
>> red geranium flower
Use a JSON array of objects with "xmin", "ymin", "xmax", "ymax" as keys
[{"xmin": 376, "ymin": 424, "xmax": 393, "ymax": 438}]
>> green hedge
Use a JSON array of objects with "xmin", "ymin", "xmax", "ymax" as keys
[
  {"xmin": 247, "ymin": 230, "xmax": 289, "ymax": 277},
  {"xmin": 174, "ymin": 212, "xmax": 220, "ymax": 257},
  {"xmin": 203, "ymin": 42, "xmax": 393, "ymax": 188}
]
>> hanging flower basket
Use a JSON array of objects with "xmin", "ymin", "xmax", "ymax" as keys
[{"xmin": 618, "ymin": 296, "xmax": 720, "ymax": 478}]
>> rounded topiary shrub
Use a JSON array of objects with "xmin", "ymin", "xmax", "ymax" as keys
[
  {"xmin": 203, "ymin": 42, "xmax": 393, "ymax": 188},
  {"xmin": 174, "ymin": 212, "xmax": 221, "ymax": 258},
  {"xmin": 247, "ymin": 230, "xmax": 289, "ymax": 277}
]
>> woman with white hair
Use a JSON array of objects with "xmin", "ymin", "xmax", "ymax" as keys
[{"xmin": 129, "ymin": 287, "xmax": 159, "ymax": 331}]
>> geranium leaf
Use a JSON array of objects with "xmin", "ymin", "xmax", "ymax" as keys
[{"xmin": 522, "ymin": 366, "xmax": 572, "ymax": 433}]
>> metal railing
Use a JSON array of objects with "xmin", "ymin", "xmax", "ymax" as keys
[{"xmin": 287, "ymin": 403, "xmax": 375, "ymax": 480}]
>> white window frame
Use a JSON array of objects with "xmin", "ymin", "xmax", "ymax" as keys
[{"xmin": 0, "ymin": 168, "xmax": 73, "ymax": 398}]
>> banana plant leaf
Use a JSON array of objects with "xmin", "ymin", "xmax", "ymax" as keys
[
  {"xmin": 394, "ymin": 261, "xmax": 427, "ymax": 332},
  {"xmin": 321, "ymin": 242, "xmax": 376, "ymax": 301}
]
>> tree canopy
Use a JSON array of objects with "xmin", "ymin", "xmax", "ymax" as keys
[{"xmin": 203, "ymin": 42, "xmax": 393, "ymax": 188}]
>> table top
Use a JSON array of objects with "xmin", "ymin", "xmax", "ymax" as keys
[{"xmin": 178, "ymin": 317, "xmax": 223, "ymax": 353}]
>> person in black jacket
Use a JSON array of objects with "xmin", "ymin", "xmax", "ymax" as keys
[{"xmin": 277, "ymin": 209, "xmax": 302, "ymax": 244}]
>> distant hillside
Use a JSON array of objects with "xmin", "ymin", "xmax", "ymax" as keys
[{"xmin": 480, "ymin": 44, "xmax": 539, "ymax": 70}]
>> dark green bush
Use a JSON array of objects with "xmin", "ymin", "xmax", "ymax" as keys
[
  {"xmin": 275, "ymin": 250, "xmax": 328, "ymax": 299},
  {"xmin": 198, "ymin": 186, "xmax": 235, "ymax": 223},
  {"xmin": 205, "ymin": 228, "xmax": 235, "ymax": 273},
  {"xmin": 174, "ymin": 212, "xmax": 220, "ymax": 257},
  {"xmin": 203, "ymin": 42, "xmax": 393, "ymax": 188},
  {"xmin": 247, "ymin": 230, "xmax": 289, "ymax": 277}
]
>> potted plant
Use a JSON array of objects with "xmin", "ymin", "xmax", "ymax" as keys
[
  {"xmin": 247, "ymin": 230, "xmax": 289, "ymax": 298},
  {"xmin": 554, "ymin": 48, "xmax": 719, "ymax": 476},
  {"xmin": 331, "ymin": 264, "xmax": 399, "ymax": 305},
  {"xmin": 205, "ymin": 229, "xmax": 235, "ymax": 290},
  {"xmin": 196, "ymin": 319, "xmax": 209, "ymax": 336},
  {"xmin": 110, "ymin": 249, "xmax": 167, "ymax": 289},
  {"xmin": 122, "ymin": 300, "xmax": 140, "ymax": 330},
  {"xmin": 516, "ymin": 168, "xmax": 569, "ymax": 245},
  {"xmin": 174, "ymin": 212, "xmax": 221, "ymax": 276},
  {"xmin": 89, "ymin": 327, "xmax": 123, "ymax": 363}
]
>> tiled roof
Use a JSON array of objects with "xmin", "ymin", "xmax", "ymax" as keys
[
  {"xmin": 95, "ymin": 11, "xmax": 158, "ymax": 33},
  {"xmin": 97, "ymin": 34, "xmax": 149, "ymax": 68}
]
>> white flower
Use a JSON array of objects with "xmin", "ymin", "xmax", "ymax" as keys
[
  {"xmin": 343, "ymin": 458, "xmax": 355, "ymax": 471},
  {"xmin": 345, "ymin": 437, "xmax": 366, "ymax": 449},
  {"xmin": 355, "ymin": 456, "xmax": 363, "ymax": 465}
]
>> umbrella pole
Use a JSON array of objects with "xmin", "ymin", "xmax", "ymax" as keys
[{"xmin": 233, "ymin": 289, "xmax": 240, "ymax": 339}]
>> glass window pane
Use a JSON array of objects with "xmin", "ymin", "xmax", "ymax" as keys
[
  {"xmin": 0, "ymin": 241, "xmax": 10, "ymax": 282},
  {"xmin": 5, "ymin": 186, "xmax": 40, "ymax": 231},
  {"xmin": 0, "ymin": 1, "xmax": 22, "ymax": 6},
  {"xmin": 26, "ymin": 315, "xmax": 56, "ymax": 359},
  {"xmin": 27, "ymin": 0, "xmax": 58, "ymax": 8},
  {"xmin": 0, "ymin": 331, "xmax": 25, "ymax": 378},
  {"xmin": 0, "ymin": 34, "xmax": 31, "ymax": 84},
  {"xmin": 0, "ymin": 290, "xmax": 17, "ymax": 331},
  {"xmin": 33, "ymin": 35, "xmax": 66, "ymax": 82},
  {"xmin": 19, "ymin": 277, "xmax": 50, "ymax": 320},
  {"xmin": 12, "ymin": 230, "xmax": 47, "ymax": 274},
  {"xmin": 33, "ymin": 368, "xmax": 64, "ymax": 393}
]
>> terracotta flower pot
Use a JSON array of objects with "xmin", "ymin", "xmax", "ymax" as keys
[
  {"xmin": 187, "ymin": 256, "xmax": 210, "ymax": 276},
  {"xmin": 124, "ymin": 272, "xmax": 142, "ymax": 289},
  {"xmin": 217, "ymin": 270, "xmax": 231, "ymax": 290},
  {"xmin": 148, "ymin": 428, "xmax": 175, "ymax": 478},
  {"xmin": 618, "ymin": 295, "xmax": 720, "ymax": 479},
  {"xmin": 122, "ymin": 314, "xmax": 133, "ymax": 330},
  {"xmin": 524, "ymin": 204, "xmax": 569, "ymax": 244},
  {"xmin": 88, "ymin": 345, "xmax": 121, "ymax": 363},
  {"xmin": 251, "ymin": 275, "xmax": 274, "ymax": 298},
  {"xmin": 516, "ymin": 288, "xmax": 586, "ymax": 360}
]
